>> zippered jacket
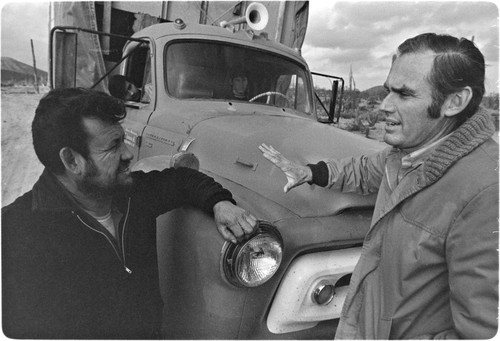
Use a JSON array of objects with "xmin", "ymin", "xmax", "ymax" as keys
[
  {"xmin": 309, "ymin": 109, "xmax": 498, "ymax": 339},
  {"xmin": 2, "ymin": 167, "xmax": 235, "ymax": 339}
]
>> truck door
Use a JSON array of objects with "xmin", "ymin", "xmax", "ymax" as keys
[{"xmin": 119, "ymin": 42, "xmax": 155, "ymax": 163}]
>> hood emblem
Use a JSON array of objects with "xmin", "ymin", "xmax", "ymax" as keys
[{"xmin": 235, "ymin": 157, "xmax": 258, "ymax": 171}]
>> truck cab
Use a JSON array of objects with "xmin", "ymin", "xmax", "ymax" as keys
[
  {"xmin": 119, "ymin": 23, "xmax": 318, "ymax": 162},
  {"xmin": 50, "ymin": 5, "xmax": 385, "ymax": 338}
]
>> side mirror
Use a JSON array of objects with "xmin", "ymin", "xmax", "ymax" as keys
[
  {"xmin": 328, "ymin": 80, "xmax": 339, "ymax": 122},
  {"xmin": 312, "ymin": 72, "xmax": 344, "ymax": 124},
  {"xmin": 52, "ymin": 31, "xmax": 78, "ymax": 89}
]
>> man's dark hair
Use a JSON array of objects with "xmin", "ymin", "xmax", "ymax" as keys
[
  {"xmin": 32, "ymin": 88, "xmax": 126, "ymax": 175},
  {"xmin": 230, "ymin": 64, "xmax": 248, "ymax": 81},
  {"xmin": 397, "ymin": 33, "xmax": 485, "ymax": 124},
  {"xmin": 231, "ymin": 71, "xmax": 248, "ymax": 80}
]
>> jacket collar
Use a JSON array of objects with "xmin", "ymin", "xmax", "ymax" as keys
[
  {"xmin": 32, "ymin": 169, "xmax": 132, "ymax": 214},
  {"xmin": 31, "ymin": 169, "xmax": 79, "ymax": 213},
  {"xmin": 422, "ymin": 108, "xmax": 496, "ymax": 185},
  {"xmin": 401, "ymin": 133, "xmax": 450, "ymax": 169},
  {"xmin": 371, "ymin": 108, "xmax": 495, "ymax": 229}
]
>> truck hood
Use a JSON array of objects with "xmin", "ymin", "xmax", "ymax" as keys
[{"xmin": 188, "ymin": 113, "xmax": 386, "ymax": 217}]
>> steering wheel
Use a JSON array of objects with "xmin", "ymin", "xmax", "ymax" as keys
[{"xmin": 249, "ymin": 91, "xmax": 289, "ymax": 104}]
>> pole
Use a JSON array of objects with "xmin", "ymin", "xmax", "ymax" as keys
[
  {"xmin": 274, "ymin": 1, "xmax": 286, "ymax": 44},
  {"xmin": 30, "ymin": 39, "xmax": 39, "ymax": 94},
  {"xmin": 199, "ymin": 1, "xmax": 209, "ymax": 25},
  {"xmin": 102, "ymin": 2, "xmax": 112, "ymax": 55}
]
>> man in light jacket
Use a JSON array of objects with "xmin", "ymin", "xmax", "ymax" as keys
[{"xmin": 260, "ymin": 33, "xmax": 498, "ymax": 339}]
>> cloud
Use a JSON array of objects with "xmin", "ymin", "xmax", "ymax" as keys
[
  {"xmin": 0, "ymin": 0, "xmax": 497, "ymax": 92},
  {"xmin": 304, "ymin": 0, "xmax": 499, "ymax": 91},
  {"xmin": 2, "ymin": 2, "xmax": 49, "ymax": 41},
  {"xmin": 1, "ymin": 2, "xmax": 49, "ymax": 70}
]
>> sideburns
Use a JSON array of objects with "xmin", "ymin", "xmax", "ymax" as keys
[
  {"xmin": 427, "ymin": 100, "xmax": 441, "ymax": 119},
  {"xmin": 427, "ymin": 94, "xmax": 461, "ymax": 131},
  {"xmin": 77, "ymin": 158, "xmax": 111, "ymax": 199},
  {"xmin": 427, "ymin": 93, "xmax": 444, "ymax": 119}
]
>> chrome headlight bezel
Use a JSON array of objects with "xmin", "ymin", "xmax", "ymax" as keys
[{"xmin": 221, "ymin": 221, "xmax": 283, "ymax": 288}]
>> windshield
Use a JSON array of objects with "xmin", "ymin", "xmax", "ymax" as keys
[{"xmin": 165, "ymin": 41, "xmax": 312, "ymax": 113}]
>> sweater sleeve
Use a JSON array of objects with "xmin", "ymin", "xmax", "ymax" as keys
[
  {"xmin": 131, "ymin": 167, "xmax": 235, "ymax": 217},
  {"xmin": 307, "ymin": 148, "xmax": 389, "ymax": 195}
]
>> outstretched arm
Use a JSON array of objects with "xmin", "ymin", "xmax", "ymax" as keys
[
  {"xmin": 260, "ymin": 143, "xmax": 387, "ymax": 195},
  {"xmin": 259, "ymin": 143, "xmax": 312, "ymax": 193}
]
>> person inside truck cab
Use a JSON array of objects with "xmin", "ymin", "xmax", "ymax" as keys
[
  {"xmin": 109, "ymin": 74, "xmax": 141, "ymax": 101},
  {"xmin": 2, "ymin": 88, "xmax": 258, "ymax": 339},
  {"xmin": 230, "ymin": 71, "xmax": 249, "ymax": 100},
  {"xmin": 108, "ymin": 74, "xmax": 153, "ymax": 103},
  {"xmin": 260, "ymin": 33, "xmax": 498, "ymax": 339}
]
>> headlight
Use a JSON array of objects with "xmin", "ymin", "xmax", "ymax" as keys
[{"xmin": 221, "ymin": 221, "xmax": 283, "ymax": 287}]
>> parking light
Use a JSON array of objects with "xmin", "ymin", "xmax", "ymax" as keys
[{"xmin": 312, "ymin": 282, "xmax": 335, "ymax": 305}]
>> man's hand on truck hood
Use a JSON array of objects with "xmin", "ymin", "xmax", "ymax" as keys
[
  {"xmin": 213, "ymin": 201, "xmax": 258, "ymax": 243},
  {"xmin": 259, "ymin": 144, "xmax": 313, "ymax": 193}
]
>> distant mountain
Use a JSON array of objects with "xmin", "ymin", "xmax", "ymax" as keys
[
  {"xmin": 1, "ymin": 56, "xmax": 47, "ymax": 85},
  {"xmin": 362, "ymin": 85, "xmax": 385, "ymax": 98},
  {"xmin": 2, "ymin": 56, "xmax": 46, "ymax": 75}
]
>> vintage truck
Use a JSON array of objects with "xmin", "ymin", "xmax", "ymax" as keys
[{"xmin": 50, "ymin": 1, "xmax": 385, "ymax": 338}]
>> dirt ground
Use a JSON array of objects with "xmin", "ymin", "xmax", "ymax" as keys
[{"xmin": 1, "ymin": 90, "xmax": 46, "ymax": 207}]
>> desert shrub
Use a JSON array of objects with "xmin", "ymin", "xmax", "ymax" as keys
[
  {"xmin": 482, "ymin": 93, "xmax": 499, "ymax": 111},
  {"xmin": 341, "ymin": 108, "xmax": 357, "ymax": 119},
  {"xmin": 353, "ymin": 110, "xmax": 382, "ymax": 137},
  {"xmin": 342, "ymin": 119, "xmax": 361, "ymax": 132}
]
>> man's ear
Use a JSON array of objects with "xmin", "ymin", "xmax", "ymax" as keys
[
  {"xmin": 59, "ymin": 147, "xmax": 84, "ymax": 175},
  {"xmin": 442, "ymin": 86, "xmax": 473, "ymax": 118}
]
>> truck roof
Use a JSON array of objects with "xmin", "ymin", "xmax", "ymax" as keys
[{"xmin": 131, "ymin": 21, "xmax": 307, "ymax": 65}]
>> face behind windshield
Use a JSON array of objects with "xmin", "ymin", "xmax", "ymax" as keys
[{"xmin": 165, "ymin": 41, "xmax": 312, "ymax": 113}]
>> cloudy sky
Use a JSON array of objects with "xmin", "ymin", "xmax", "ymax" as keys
[
  {"xmin": 1, "ymin": 1, "xmax": 499, "ymax": 93},
  {"xmin": 303, "ymin": 1, "xmax": 499, "ymax": 93},
  {"xmin": 1, "ymin": 1, "xmax": 50, "ymax": 71}
]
